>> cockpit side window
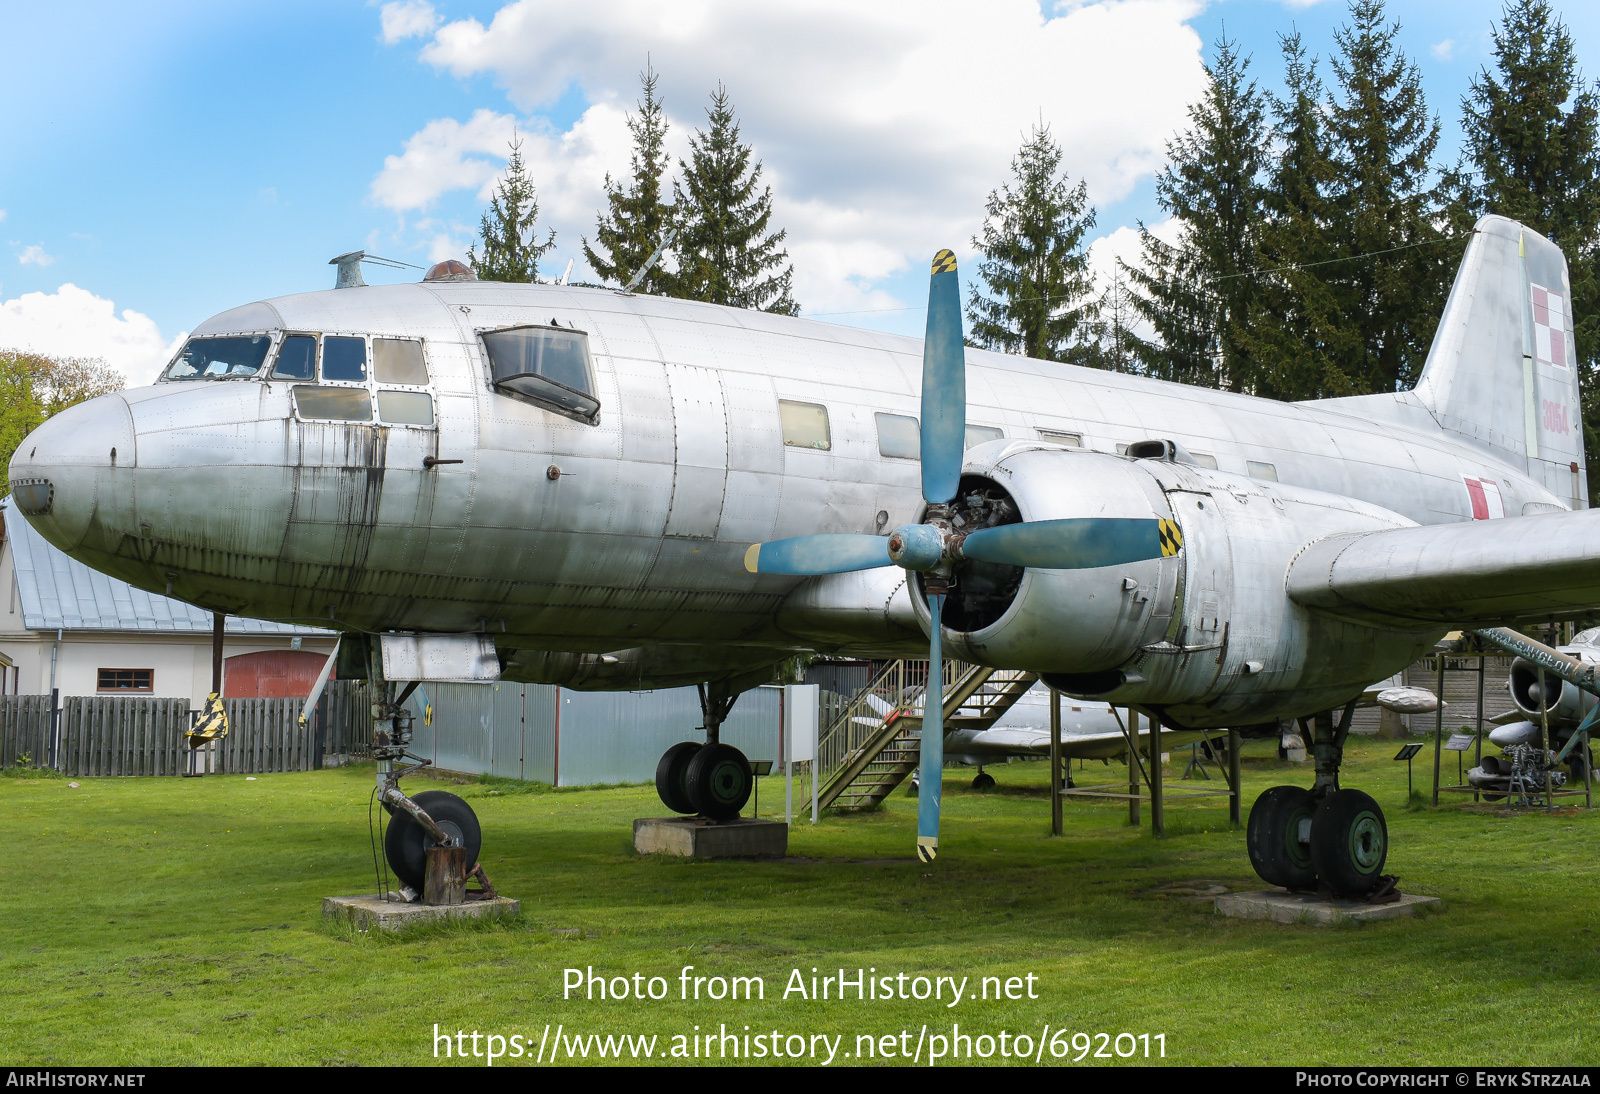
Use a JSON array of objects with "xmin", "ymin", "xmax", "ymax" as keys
[
  {"xmin": 322, "ymin": 336, "xmax": 367, "ymax": 382},
  {"xmin": 374, "ymin": 337, "xmax": 428, "ymax": 385},
  {"xmin": 481, "ymin": 325, "xmax": 599, "ymax": 421},
  {"xmin": 163, "ymin": 335, "xmax": 273, "ymax": 381},
  {"xmin": 271, "ymin": 335, "xmax": 317, "ymax": 381}
]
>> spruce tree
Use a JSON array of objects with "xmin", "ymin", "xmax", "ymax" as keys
[
  {"xmin": 1244, "ymin": 33, "xmax": 1359, "ymax": 400},
  {"xmin": 583, "ymin": 63, "xmax": 677, "ymax": 294},
  {"xmin": 1458, "ymin": 0, "xmax": 1600, "ymax": 500},
  {"xmin": 469, "ymin": 132, "xmax": 556, "ymax": 283},
  {"xmin": 966, "ymin": 124, "xmax": 1099, "ymax": 363},
  {"xmin": 672, "ymin": 85, "xmax": 797, "ymax": 314},
  {"xmin": 1322, "ymin": 0, "xmax": 1448, "ymax": 394},
  {"xmin": 1125, "ymin": 34, "xmax": 1269, "ymax": 391}
]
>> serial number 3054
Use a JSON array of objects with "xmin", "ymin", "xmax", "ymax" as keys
[{"xmin": 1060, "ymin": 1032, "xmax": 1166, "ymax": 1060}]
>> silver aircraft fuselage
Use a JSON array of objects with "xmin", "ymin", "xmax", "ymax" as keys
[{"xmin": 8, "ymin": 278, "xmax": 1574, "ymax": 684}]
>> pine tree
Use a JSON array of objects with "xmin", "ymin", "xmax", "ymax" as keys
[
  {"xmin": 469, "ymin": 131, "xmax": 556, "ymax": 283},
  {"xmin": 966, "ymin": 124, "xmax": 1100, "ymax": 363},
  {"xmin": 1090, "ymin": 264, "xmax": 1141, "ymax": 374},
  {"xmin": 1321, "ymin": 0, "xmax": 1449, "ymax": 394},
  {"xmin": 583, "ymin": 63, "xmax": 677, "ymax": 294},
  {"xmin": 1457, "ymin": 0, "xmax": 1600, "ymax": 500},
  {"xmin": 1244, "ymin": 33, "xmax": 1360, "ymax": 400},
  {"xmin": 672, "ymin": 85, "xmax": 797, "ymax": 314},
  {"xmin": 1125, "ymin": 34, "xmax": 1269, "ymax": 391}
]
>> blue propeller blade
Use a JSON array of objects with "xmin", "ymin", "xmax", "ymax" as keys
[
  {"xmin": 743, "ymin": 534, "xmax": 893, "ymax": 576},
  {"xmin": 960, "ymin": 517, "xmax": 1181, "ymax": 570},
  {"xmin": 916, "ymin": 591, "xmax": 945, "ymax": 863},
  {"xmin": 921, "ymin": 250, "xmax": 966, "ymax": 507}
]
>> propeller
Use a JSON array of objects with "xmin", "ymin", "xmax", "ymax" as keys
[{"xmin": 743, "ymin": 249, "xmax": 1181, "ymax": 861}]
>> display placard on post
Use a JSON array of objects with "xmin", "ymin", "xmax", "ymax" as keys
[{"xmin": 784, "ymin": 684, "xmax": 819, "ymax": 825}]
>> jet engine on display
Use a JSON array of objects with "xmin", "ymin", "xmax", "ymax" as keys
[{"xmin": 1466, "ymin": 628, "xmax": 1600, "ymax": 800}]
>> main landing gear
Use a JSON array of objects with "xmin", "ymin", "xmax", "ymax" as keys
[
  {"xmin": 654, "ymin": 682, "xmax": 754, "ymax": 821},
  {"xmin": 1246, "ymin": 703, "xmax": 1392, "ymax": 899}
]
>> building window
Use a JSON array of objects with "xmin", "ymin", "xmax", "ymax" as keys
[{"xmin": 98, "ymin": 669, "xmax": 153, "ymax": 693}]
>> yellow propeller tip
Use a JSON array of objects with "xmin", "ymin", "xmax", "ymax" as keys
[
  {"xmin": 931, "ymin": 249, "xmax": 957, "ymax": 275},
  {"xmin": 744, "ymin": 543, "xmax": 761, "ymax": 573}
]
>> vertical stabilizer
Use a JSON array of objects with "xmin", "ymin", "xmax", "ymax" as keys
[{"xmin": 1411, "ymin": 215, "xmax": 1585, "ymax": 505}]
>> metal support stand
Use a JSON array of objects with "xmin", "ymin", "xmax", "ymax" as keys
[
  {"xmin": 1128, "ymin": 709, "xmax": 1140, "ymax": 827},
  {"xmin": 1049, "ymin": 688, "xmax": 1063, "ymax": 837},
  {"xmin": 1475, "ymin": 653, "xmax": 1485, "ymax": 803},
  {"xmin": 1432, "ymin": 652, "xmax": 1445, "ymax": 806},
  {"xmin": 1228, "ymin": 727, "xmax": 1241, "ymax": 827},
  {"xmin": 1150, "ymin": 716, "xmax": 1164, "ymax": 837}
]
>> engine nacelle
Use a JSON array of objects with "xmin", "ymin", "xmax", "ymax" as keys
[
  {"xmin": 1508, "ymin": 638, "xmax": 1600, "ymax": 726},
  {"xmin": 914, "ymin": 441, "xmax": 1446, "ymax": 727}
]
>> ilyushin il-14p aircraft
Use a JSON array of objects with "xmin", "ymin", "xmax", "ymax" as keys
[{"xmin": 11, "ymin": 214, "xmax": 1600, "ymax": 898}]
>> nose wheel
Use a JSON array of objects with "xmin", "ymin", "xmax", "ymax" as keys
[{"xmin": 384, "ymin": 790, "xmax": 482, "ymax": 893}]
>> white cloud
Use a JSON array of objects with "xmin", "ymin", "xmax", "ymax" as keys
[
  {"xmin": 376, "ymin": 0, "xmax": 1209, "ymax": 314},
  {"xmin": 17, "ymin": 245, "xmax": 54, "ymax": 267},
  {"xmin": 0, "ymin": 284, "xmax": 186, "ymax": 387},
  {"xmin": 379, "ymin": 0, "xmax": 440, "ymax": 44},
  {"xmin": 1430, "ymin": 38, "xmax": 1457, "ymax": 62},
  {"xmin": 0, "ymin": 210, "xmax": 7, "ymax": 222}
]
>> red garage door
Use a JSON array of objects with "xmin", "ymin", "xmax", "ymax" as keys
[{"xmin": 223, "ymin": 650, "xmax": 334, "ymax": 699}]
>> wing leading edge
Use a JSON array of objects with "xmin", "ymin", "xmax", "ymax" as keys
[{"xmin": 1286, "ymin": 508, "xmax": 1600, "ymax": 626}]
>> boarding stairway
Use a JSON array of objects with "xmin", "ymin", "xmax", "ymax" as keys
[{"xmin": 807, "ymin": 660, "xmax": 1038, "ymax": 812}]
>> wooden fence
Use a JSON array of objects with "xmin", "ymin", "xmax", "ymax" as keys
[{"xmin": 0, "ymin": 689, "xmax": 377, "ymax": 776}]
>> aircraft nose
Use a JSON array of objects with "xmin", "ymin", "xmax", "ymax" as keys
[{"xmin": 6, "ymin": 392, "xmax": 136, "ymax": 552}]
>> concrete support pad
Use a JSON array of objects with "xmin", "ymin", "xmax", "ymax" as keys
[
  {"xmin": 634, "ymin": 817, "xmax": 788, "ymax": 858},
  {"xmin": 1215, "ymin": 888, "xmax": 1441, "ymax": 925},
  {"xmin": 323, "ymin": 893, "xmax": 521, "ymax": 932}
]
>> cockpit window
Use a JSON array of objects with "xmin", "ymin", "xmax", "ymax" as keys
[
  {"xmin": 323, "ymin": 336, "xmax": 367, "ymax": 382},
  {"xmin": 482, "ymin": 325, "xmax": 599, "ymax": 419},
  {"xmin": 271, "ymin": 335, "xmax": 317, "ymax": 381},
  {"xmin": 374, "ymin": 338, "xmax": 428, "ymax": 385},
  {"xmin": 164, "ymin": 335, "xmax": 272, "ymax": 380}
]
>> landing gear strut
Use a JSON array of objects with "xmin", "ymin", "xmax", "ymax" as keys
[
  {"xmin": 653, "ymin": 681, "xmax": 752, "ymax": 821},
  {"xmin": 1246, "ymin": 701, "xmax": 1390, "ymax": 898}
]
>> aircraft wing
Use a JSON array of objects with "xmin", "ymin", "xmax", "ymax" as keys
[
  {"xmin": 1286, "ymin": 508, "xmax": 1600, "ymax": 626},
  {"xmin": 945, "ymin": 726, "xmax": 1210, "ymax": 761}
]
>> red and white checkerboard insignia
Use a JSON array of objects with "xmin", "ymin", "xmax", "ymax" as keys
[
  {"xmin": 1462, "ymin": 475, "xmax": 1505, "ymax": 520},
  {"xmin": 1532, "ymin": 283, "xmax": 1569, "ymax": 369}
]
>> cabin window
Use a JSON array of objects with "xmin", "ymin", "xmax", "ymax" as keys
[
  {"xmin": 322, "ymin": 336, "xmax": 368, "ymax": 382},
  {"xmin": 1037, "ymin": 428, "xmax": 1082, "ymax": 447},
  {"xmin": 876, "ymin": 412, "xmax": 919, "ymax": 459},
  {"xmin": 780, "ymin": 400, "xmax": 831, "ymax": 450},
  {"xmin": 378, "ymin": 390, "xmax": 434, "ymax": 426},
  {"xmin": 271, "ymin": 335, "xmax": 317, "ymax": 381},
  {"xmin": 98, "ymin": 668, "xmax": 152, "ymax": 693},
  {"xmin": 1191, "ymin": 452, "xmax": 1218, "ymax": 469},
  {"xmin": 965, "ymin": 424, "xmax": 1004, "ymax": 449},
  {"xmin": 163, "ymin": 335, "xmax": 272, "ymax": 380},
  {"xmin": 293, "ymin": 386, "xmax": 372, "ymax": 421},
  {"xmin": 374, "ymin": 338, "xmax": 429, "ymax": 385},
  {"xmin": 482, "ymin": 325, "xmax": 599, "ymax": 419},
  {"xmin": 1247, "ymin": 460, "xmax": 1278, "ymax": 481}
]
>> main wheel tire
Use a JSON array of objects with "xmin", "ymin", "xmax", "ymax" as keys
[
  {"xmin": 655, "ymin": 741, "xmax": 702, "ymax": 814},
  {"xmin": 972, "ymin": 771, "xmax": 996, "ymax": 790},
  {"xmin": 1246, "ymin": 785, "xmax": 1318, "ymax": 890},
  {"xmin": 383, "ymin": 790, "xmax": 482, "ymax": 893},
  {"xmin": 685, "ymin": 743, "xmax": 752, "ymax": 820},
  {"xmin": 1310, "ymin": 789, "xmax": 1388, "ymax": 897}
]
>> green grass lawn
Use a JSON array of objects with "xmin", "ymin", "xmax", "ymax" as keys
[{"xmin": 1, "ymin": 737, "xmax": 1595, "ymax": 1067}]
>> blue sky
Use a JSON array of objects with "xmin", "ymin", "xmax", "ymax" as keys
[{"xmin": 3, "ymin": 0, "xmax": 1598, "ymax": 383}]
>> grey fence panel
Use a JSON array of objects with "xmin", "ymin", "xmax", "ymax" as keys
[
  {"xmin": 428, "ymin": 683, "xmax": 496, "ymax": 776},
  {"xmin": 0, "ymin": 695, "xmax": 52, "ymax": 768},
  {"xmin": 51, "ymin": 697, "xmax": 189, "ymax": 777},
  {"xmin": 324, "ymin": 680, "xmax": 375, "ymax": 759},
  {"xmin": 216, "ymin": 698, "xmax": 310, "ymax": 774},
  {"xmin": 490, "ymin": 683, "xmax": 525, "ymax": 780},
  {"xmin": 525, "ymin": 684, "xmax": 556, "ymax": 784},
  {"xmin": 555, "ymin": 685, "xmax": 780, "ymax": 787}
]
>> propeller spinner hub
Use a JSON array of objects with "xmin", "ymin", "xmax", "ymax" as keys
[{"xmin": 886, "ymin": 522, "xmax": 945, "ymax": 572}]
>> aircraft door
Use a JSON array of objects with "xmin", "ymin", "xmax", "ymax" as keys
[{"xmin": 662, "ymin": 363, "xmax": 728, "ymax": 538}]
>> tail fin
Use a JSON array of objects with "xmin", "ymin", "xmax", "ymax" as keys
[{"xmin": 1413, "ymin": 215, "xmax": 1585, "ymax": 505}]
